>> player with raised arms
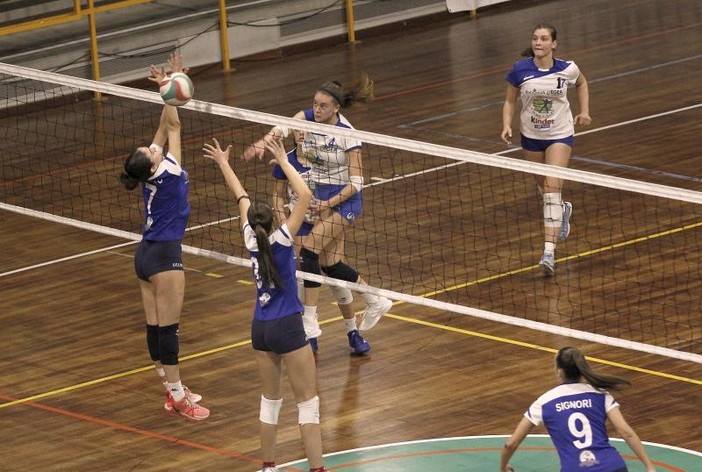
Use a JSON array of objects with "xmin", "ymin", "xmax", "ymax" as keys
[
  {"xmin": 243, "ymin": 74, "xmax": 392, "ymax": 352},
  {"xmin": 119, "ymin": 52, "xmax": 209, "ymax": 421},
  {"xmin": 204, "ymin": 136, "xmax": 327, "ymax": 472}
]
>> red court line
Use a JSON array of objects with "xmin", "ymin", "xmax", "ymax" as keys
[
  {"xmin": 326, "ymin": 446, "xmax": 686, "ymax": 472},
  {"xmin": 0, "ymin": 392, "xmax": 286, "ymax": 469}
]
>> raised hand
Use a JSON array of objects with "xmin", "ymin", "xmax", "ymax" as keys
[{"xmin": 203, "ymin": 138, "xmax": 232, "ymax": 166}]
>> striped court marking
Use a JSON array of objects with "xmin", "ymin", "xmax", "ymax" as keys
[{"xmin": 277, "ymin": 435, "xmax": 702, "ymax": 471}]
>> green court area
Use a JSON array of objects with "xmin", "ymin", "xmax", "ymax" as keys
[{"xmin": 279, "ymin": 435, "xmax": 702, "ymax": 471}]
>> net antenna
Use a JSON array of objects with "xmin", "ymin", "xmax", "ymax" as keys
[{"xmin": 1, "ymin": 62, "xmax": 700, "ymax": 364}]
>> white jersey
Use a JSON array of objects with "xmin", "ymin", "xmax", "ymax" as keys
[
  {"xmin": 301, "ymin": 108, "xmax": 362, "ymax": 185},
  {"xmin": 506, "ymin": 57, "xmax": 581, "ymax": 139}
]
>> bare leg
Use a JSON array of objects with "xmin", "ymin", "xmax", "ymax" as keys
[
  {"xmin": 255, "ymin": 350, "xmax": 283, "ymax": 465},
  {"xmin": 283, "ymin": 346, "xmax": 324, "ymax": 469}
]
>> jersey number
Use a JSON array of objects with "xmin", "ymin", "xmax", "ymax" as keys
[{"xmin": 567, "ymin": 412, "xmax": 593, "ymax": 448}]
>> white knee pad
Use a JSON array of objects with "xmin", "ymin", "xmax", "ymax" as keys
[
  {"xmin": 260, "ymin": 395, "xmax": 283, "ymax": 425},
  {"xmin": 297, "ymin": 395, "xmax": 320, "ymax": 425},
  {"xmin": 328, "ymin": 285, "xmax": 353, "ymax": 305},
  {"xmin": 543, "ymin": 192, "xmax": 563, "ymax": 228}
]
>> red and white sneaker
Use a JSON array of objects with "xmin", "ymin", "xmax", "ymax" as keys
[
  {"xmin": 164, "ymin": 387, "xmax": 203, "ymax": 413},
  {"xmin": 166, "ymin": 393, "xmax": 210, "ymax": 421}
]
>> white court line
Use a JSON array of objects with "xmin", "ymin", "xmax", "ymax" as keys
[
  {"xmin": 2, "ymin": 101, "xmax": 700, "ymax": 276},
  {"xmin": 0, "ymin": 202, "xmax": 240, "ymax": 278},
  {"xmin": 279, "ymin": 435, "xmax": 702, "ymax": 467},
  {"xmin": 401, "ymin": 53, "xmax": 702, "ymax": 127}
]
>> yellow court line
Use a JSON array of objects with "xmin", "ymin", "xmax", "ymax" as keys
[
  {"xmin": 384, "ymin": 313, "xmax": 702, "ymax": 385},
  {"xmin": 3, "ymin": 220, "xmax": 700, "ymax": 408},
  {"xmin": 419, "ymin": 219, "xmax": 702, "ymax": 297},
  {"xmin": 0, "ymin": 339, "xmax": 252, "ymax": 410}
]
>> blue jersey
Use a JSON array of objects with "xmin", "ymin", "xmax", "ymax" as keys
[
  {"xmin": 505, "ymin": 57, "xmax": 580, "ymax": 140},
  {"xmin": 142, "ymin": 153, "xmax": 190, "ymax": 241},
  {"xmin": 244, "ymin": 222, "xmax": 303, "ymax": 321},
  {"xmin": 525, "ymin": 383, "xmax": 626, "ymax": 472}
]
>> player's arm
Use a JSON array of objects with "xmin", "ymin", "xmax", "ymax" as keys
[
  {"xmin": 272, "ymin": 178, "xmax": 289, "ymax": 226},
  {"xmin": 607, "ymin": 407, "xmax": 656, "ymax": 471},
  {"xmin": 500, "ymin": 416, "xmax": 534, "ymax": 472},
  {"xmin": 242, "ymin": 110, "xmax": 306, "ymax": 161},
  {"xmin": 264, "ymin": 139, "xmax": 311, "ymax": 236},
  {"xmin": 323, "ymin": 147, "xmax": 362, "ymax": 213},
  {"xmin": 501, "ymin": 84, "xmax": 518, "ymax": 144},
  {"xmin": 203, "ymin": 138, "xmax": 250, "ymax": 227},
  {"xmin": 574, "ymin": 73, "xmax": 591, "ymax": 126},
  {"xmin": 149, "ymin": 53, "xmax": 183, "ymax": 163}
]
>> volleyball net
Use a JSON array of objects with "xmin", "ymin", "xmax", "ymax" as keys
[{"xmin": 1, "ymin": 62, "xmax": 700, "ymax": 363}]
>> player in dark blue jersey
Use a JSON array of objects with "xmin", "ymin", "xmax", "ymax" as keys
[
  {"xmin": 271, "ymin": 130, "xmax": 372, "ymax": 355},
  {"xmin": 500, "ymin": 346, "xmax": 656, "ymax": 472},
  {"xmin": 119, "ymin": 52, "xmax": 209, "ymax": 421},
  {"xmin": 501, "ymin": 24, "xmax": 591, "ymax": 276},
  {"xmin": 243, "ymin": 76, "xmax": 392, "ymax": 354},
  {"xmin": 204, "ymin": 136, "xmax": 327, "ymax": 472}
]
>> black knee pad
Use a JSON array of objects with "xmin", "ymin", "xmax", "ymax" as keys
[
  {"xmin": 158, "ymin": 323, "xmax": 180, "ymax": 365},
  {"xmin": 321, "ymin": 261, "xmax": 359, "ymax": 283},
  {"xmin": 146, "ymin": 324, "xmax": 159, "ymax": 361},
  {"xmin": 299, "ymin": 247, "xmax": 322, "ymax": 288}
]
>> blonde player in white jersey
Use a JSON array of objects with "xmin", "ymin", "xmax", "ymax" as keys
[
  {"xmin": 501, "ymin": 24, "xmax": 591, "ymax": 276},
  {"xmin": 243, "ymin": 75, "xmax": 392, "ymax": 351}
]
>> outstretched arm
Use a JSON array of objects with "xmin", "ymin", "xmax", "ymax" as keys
[
  {"xmin": 203, "ymin": 138, "xmax": 250, "ymax": 227},
  {"xmin": 263, "ymin": 138, "xmax": 311, "ymax": 236},
  {"xmin": 149, "ymin": 52, "xmax": 184, "ymax": 162},
  {"xmin": 242, "ymin": 110, "xmax": 307, "ymax": 161}
]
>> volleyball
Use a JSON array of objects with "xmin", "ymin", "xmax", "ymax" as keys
[{"xmin": 159, "ymin": 72, "xmax": 193, "ymax": 106}]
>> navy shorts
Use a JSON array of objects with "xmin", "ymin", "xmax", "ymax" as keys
[
  {"xmin": 315, "ymin": 183, "xmax": 362, "ymax": 224},
  {"xmin": 251, "ymin": 313, "xmax": 308, "ymax": 354},
  {"xmin": 521, "ymin": 135, "xmax": 573, "ymax": 152},
  {"xmin": 134, "ymin": 240, "xmax": 184, "ymax": 281}
]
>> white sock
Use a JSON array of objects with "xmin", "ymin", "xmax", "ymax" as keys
[
  {"xmin": 544, "ymin": 242, "xmax": 556, "ymax": 255},
  {"xmin": 303, "ymin": 305, "xmax": 317, "ymax": 320},
  {"xmin": 360, "ymin": 292, "xmax": 378, "ymax": 305},
  {"xmin": 344, "ymin": 317, "xmax": 357, "ymax": 333},
  {"xmin": 166, "ymin": 381, "xmax": 185, "ymax": 401}
]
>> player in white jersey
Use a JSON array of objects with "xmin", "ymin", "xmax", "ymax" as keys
[
  {"xmin": 204, "ymin": 136, "xmax": 327, "ymax": 472},
  {"xmin": 119, "ymin": 53, "xmax": 209, "ymax": 421},
  {"xmin": 500, "ymin": 346, "xmax": 656, "ymax": 472},
  {"xmin": 501, "ymin": 24, "xmax": 592, "ymax": 276},
  {"xmin": 243, "ymin": 75, "xmax": 392, "ymax": 351},
  {"xmin": 271, "ymin": 130, "xmax": 372, "ymax": 355}
]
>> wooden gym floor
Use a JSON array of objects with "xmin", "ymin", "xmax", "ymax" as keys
[{"xmin": 1, "ymin": 0, "xmax": 701, "ymax": 470}]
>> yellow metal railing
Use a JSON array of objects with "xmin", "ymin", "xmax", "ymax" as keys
[{"xmin": 0, "ymin": 1, "xmax": 360, "ymax": 81}]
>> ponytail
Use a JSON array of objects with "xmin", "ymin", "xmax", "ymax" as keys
[
  {"xmin": 248, "ymin": 201, "xmax": 284, "ymax": 290},
  {"xmin": 556, "ymin": 346, "xmax": 630, "ymax": 391},
  {"xmin": 318, "ymin": 73, "xmax": 374, "ymax": 109}
]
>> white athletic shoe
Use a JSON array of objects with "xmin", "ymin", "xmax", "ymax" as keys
[
  {"xmin": 539, "ymin": 252, "xmax": 555, "ymax": 277},
  {"xmin": 558, "ymin": 201, "xmax": 573, "ymax": 241},
  {"xmin": 359, "ymin": 297, "xmax": 392, "ymax": 331}
]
